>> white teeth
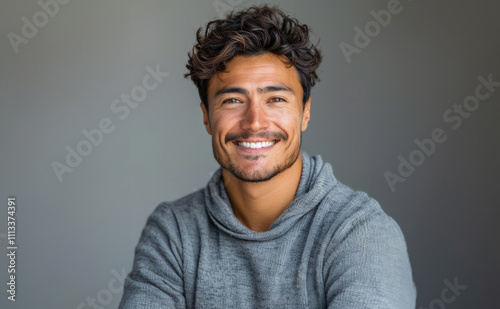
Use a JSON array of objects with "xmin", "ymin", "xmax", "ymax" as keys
[{"xmin": 238, "ymin": 141, "xmax": 276, "ymax": 149}]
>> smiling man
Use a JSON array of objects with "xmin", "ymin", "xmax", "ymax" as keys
[
  {"xmin": 119, "ymin": 5, "xmax": 416, "ymax": 309},
  {"xmin": 203, "ymin": 52, "xmax": 311, "ymax": 232}
]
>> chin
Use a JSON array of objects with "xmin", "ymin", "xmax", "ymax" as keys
[
  {"xmin": 226, "ymin": 156, "xmax": 295, "ymax": 183},
  {"xmin": 231, "ymin": 169, "xmax": 281, "ymax": 183}
]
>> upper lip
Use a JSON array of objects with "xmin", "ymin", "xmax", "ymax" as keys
[{"xmin": 234, "ymin": 139, "xmax": 278, "ymax": 143}]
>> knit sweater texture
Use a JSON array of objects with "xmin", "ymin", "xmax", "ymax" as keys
[{"xmin": 119, "ymin": 152, "xmax": 416, "ymax": 308}]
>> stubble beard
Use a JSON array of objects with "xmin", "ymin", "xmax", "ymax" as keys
[{"xmin": 212, "ymin": 132, "xmax": 302, "ymax": 183}]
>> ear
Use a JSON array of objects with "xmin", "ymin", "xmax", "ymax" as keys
[
  {"xmin": 301, "ymin": 97, "xmax": 311, "ymax": 132},
  {"xmin": 200, "ymin": 102, "xmax": 212, "ymax": 135}
]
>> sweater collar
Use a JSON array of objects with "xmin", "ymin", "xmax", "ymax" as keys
[{"xmin": 204, "ymin": 151, "xmax": 337, "ymax": 241}]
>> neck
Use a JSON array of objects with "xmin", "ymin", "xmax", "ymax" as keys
[{"xmin": 222, "ymin": 152, "xmax": 303, "ymax": 232}]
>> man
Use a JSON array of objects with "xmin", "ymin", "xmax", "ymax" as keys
[{"xmin": 119, "ymin": 5, "xmax": 416, "ymax": 308}]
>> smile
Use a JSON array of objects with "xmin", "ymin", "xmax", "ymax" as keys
[{"xmin": 237, "ymin": 141, "xmax": 276, "ymax": 149}]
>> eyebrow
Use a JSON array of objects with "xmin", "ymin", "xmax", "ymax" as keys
[{"xmin": 214, "ymin": 84, "xmax": 296, "ymax": 98}]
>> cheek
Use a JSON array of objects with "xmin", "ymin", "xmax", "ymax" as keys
[
  {"xmin": 211, "ymin": 114, "xmax": 238, "ymax": 138},
  {"xmin": 268, "ymin": 109, "xmax": 303, "ymax": 133}
]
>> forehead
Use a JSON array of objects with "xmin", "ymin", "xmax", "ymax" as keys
[{"xmin": 207, "ymin": 53, "xmax": 302, "ymax": 98}]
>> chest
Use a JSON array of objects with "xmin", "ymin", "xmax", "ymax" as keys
[{"xmin": 182, "ymin": 228, "xmax": 327, "ymax": 308}]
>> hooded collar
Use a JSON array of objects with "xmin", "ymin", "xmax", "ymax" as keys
[{"xmin": 204, "ymin": 152, "xmax": 337, "ymax": 241}]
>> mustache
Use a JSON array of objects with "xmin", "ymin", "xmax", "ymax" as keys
[{"xmin": 225, "ymin": 131, "xmax": 287, "ymax": 143}]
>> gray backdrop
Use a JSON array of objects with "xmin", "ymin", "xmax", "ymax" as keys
[{"xmin": 1, "ymin": 0, "xmax": 499, "ymax": 308}]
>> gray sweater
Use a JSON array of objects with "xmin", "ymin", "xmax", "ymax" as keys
[{"xmin": 119, "ymin": 152, "xmax": 416, "ymax": 308}]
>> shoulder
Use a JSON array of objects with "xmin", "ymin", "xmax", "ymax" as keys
[
  {"xmin": 320, "ymin": 181, "xmax": 405, "ymax": 246},
  {"xmin": 149, "ymin": 189, "xmax": 206, "ymax": 223},
  {"xmin": 142, "ymin": 189, "xmax": 208, "ymax": 241},
  {"xmin": 319, "ymin": 182, "xmax": 416, "ymax": 307}
]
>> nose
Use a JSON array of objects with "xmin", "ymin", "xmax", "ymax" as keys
[{"xmin": 240, "ymin": 101, "xmax": 269, "ymax": 132}]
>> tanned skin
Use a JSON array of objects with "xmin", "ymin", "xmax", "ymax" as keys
[{"xmin": 201, "ymin": 52, "xmax": 311, "ymax": 232}]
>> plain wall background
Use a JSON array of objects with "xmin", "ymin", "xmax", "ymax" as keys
[{"xmin": 1, "ymin": 0, "xmax": 499, "ymax": 308}]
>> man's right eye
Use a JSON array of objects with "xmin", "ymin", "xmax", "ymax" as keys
[{"xmin": 222, "ymin": 98, "xmax": 242, "ymax": 104}]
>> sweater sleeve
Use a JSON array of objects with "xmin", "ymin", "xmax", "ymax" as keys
[
  {"xmin": 118, "ymin": 204, "xmax": 186, "ymax": 309},
  {"xmin": 323, "ymin": 208, "xmax": 417, "ymax": 309}
]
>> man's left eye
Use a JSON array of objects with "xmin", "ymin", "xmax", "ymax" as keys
[{"xmin": 268, "ymin": 97, "xmax": 285, "ymax": 103}]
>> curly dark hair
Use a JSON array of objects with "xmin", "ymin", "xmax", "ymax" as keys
[{"xmin": 185, "ymin": 5, "xmax": 322, "ymax": 110}]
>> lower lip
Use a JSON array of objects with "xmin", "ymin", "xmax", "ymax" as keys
[{"xmin": 233, "ymin": 141, "xmax": 278, "ymax": 153}]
